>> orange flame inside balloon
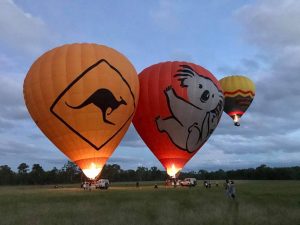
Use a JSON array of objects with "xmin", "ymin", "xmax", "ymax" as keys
[
  {"xmin": 82, "ymin": 162, "xmax": 102, "ymax": 179},
  {"xmin": 233, "ymin": 114, "xmax": 241, "ymax": 126},
  {"xmin": 233, "ymin": 114, "xmax": 239, "ymax": 123},
  {"xmin": 166, "ymin": 164, "xmax": 182, "ymax": 178}
]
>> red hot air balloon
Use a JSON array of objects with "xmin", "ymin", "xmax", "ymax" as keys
[{"xmin": 133, "ymin": 62, "xmax": 224, "ymax": 177}]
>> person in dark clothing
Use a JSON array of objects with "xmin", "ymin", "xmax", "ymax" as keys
[
  {"xmin": 228, "ymin": 181, "xmax": 236, "ymax": 199},
  {"xmin": 204, "ymin": 180, "xmax": 208, "ymax": 188}
]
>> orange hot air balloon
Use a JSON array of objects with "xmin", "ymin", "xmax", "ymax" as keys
[
  {"xmin": 219, "ymin": 75, "xmax": 255, "ymax": 126},
  {"xmin": 23, "ymin": 43, "xmax": 139, "ymax": 179},
  {"xmin": 133, "ymin": 62, "xmax": 224, "ymax": 177}
]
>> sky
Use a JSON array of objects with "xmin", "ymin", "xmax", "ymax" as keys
[{"xmin": 1, "ymin": 0, "xmax": 300, "ymax": 172}]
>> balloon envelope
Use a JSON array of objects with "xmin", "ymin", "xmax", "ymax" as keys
[
  {"xmin": 23, "ymin": 43, "xmax": 139, "ymax": 179},
  {"xmin": 133, "ymin": 62, "xmax": 224, "ymax": 176},
  {"xmin": 219, "ymin": 75, "xmax": 255, "ymax": 126}
]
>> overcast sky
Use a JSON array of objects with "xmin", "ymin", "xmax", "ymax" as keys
[{"xmin": 1, "ymin": 0, "xmax": 300, "ymax": 172}]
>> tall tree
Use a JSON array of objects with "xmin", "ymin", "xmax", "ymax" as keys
[
  {"xmin": 18, "ymin": 163, "xmax": 29, "ymax": 174},
  {"xmin": 0, "ymin": 165, "xmax": 15, "ymax": 185},
  {"xmin": 17, "ymin": 163, "xmax": 29, "ymax": 184},
  {"xmin": 30, "ymin": 164, "xmax": 45, "ymax": 184},
  {"xmin": 62, "ymin": 161, "xmax": 81, "ymax": 182},
  {"xmin": 136, "ymin": 167, "xmax": 149, "ymax": 181}
]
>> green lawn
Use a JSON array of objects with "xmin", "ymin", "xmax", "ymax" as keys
[{"xmin": 0, "ymin": 181, "xmax": 299, "ymax": 225}]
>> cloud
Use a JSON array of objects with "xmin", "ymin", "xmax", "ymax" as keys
[
  {"xmin": 169, "ymin": 50, "xmax": 194, "ymax": 62},
  {"xmin": 190, "ymin": 0, "xmax": 300, "ymax": 171},
  {"xmin": 0, "ymin": 75, "xmax": 23, "ymax": 106},
  {"xmin": 0, "ymin": 138, "xmax": 60, "ymax": 160},
  {"xmin": 234, "ymin": 0, "xmax": 300, "ymax": 127},
  {"xmin": 0, "ymin": 139, "xmax": 40, "ymax": 156},
  {"xmin": 41, "ymin": 158, "xmax": 67, "ymax": 167},
  {"xmin": 212, "ymin": 131, "xmax": 300, "ymax": 155},
  {"xmin": 235, "ymin": 0, "xmax": 300, "ymax": 51},
  {"xmin": 206, "ymin": 0, "xmax": 300, "ymax": 166},
  {"xmin": 184, "ymin": 134, "xmax": 300, "ymax": 172},
  {"xmin": 0, "ymin": 54, "xmax": 17, "ymax": 70},
  {"xmin": 0, "ymin": 0, "xmax": 56, "ymax": 56},
  {"xmin": 27, "ymin": 133, "xmax": 46, "ymax": 140},
  {"xmin": 0, "ymin": 118, "xmax": 16, "ymax": 132},
  {"xmin": 0, "ymin": 74, "xmax": 29, "ymax": 125},
  {"xmin": 123, "ymin": 0, "xmax": 300, "ymax": 170},
  {"xmin": 1, "ymin": 0, "xmax": 300, "ymax": 171},
  {"xmin": 149, "ymin": 0, "xmax": 181, "ymax": 31},
  {"xmin": 120, "ymin": 125, "xmax": 147, "ymax": 148},
  {"xmin": 108, "ymin": 156, "xmax": 143, "ymax": 165},
  {"xmin": 217, "ymin": 57, "xmax": 261, "ymax": 75},
  {"xmin": 0, "ymin": 55, "xmax": 34, "ymax": 145},
  {"xmin": 108, "ymin": 154, "xmax": 162, "ymax": 170},
  {"xmin": 0, "ymin": 138, "xmax": 65, "ymax": 170}
]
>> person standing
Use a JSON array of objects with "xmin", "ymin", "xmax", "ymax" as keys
[
  {"xmin": 225, "ymin": 179, "xmax": 230, "ymax": 197},
  {"xmin": 204, "ymin": 180, "xmax": 208, "ymax": 188},
  {"xmin": 228, "ymin": 181, "xmax": 236, "ymax": 199},
  {"xmin": 89, "ymin": 182, "xmax": 92, "ymax": 191}
]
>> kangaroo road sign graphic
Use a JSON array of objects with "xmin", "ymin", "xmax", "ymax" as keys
[{"xmin": 50, "ymin": 59, "xmax": 136, "ymax": 150}]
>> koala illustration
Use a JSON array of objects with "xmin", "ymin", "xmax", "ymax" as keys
[{"xmin": 156, "ymin": 64, "xmax": 224, "ymax": 153}]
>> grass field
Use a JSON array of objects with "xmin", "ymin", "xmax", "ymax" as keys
[{"xmin": 0, "ymin": 180, "xmax": 300, "ymax": 225}]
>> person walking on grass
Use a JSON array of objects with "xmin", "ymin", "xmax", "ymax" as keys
[{"xmin": 228, "ymin": 180, "xmax": 236, "ymax": 200}]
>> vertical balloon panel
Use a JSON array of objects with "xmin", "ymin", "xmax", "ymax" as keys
[{"xmin": 24, "ymin": 43, "xmax": 139, "ymax": 179}]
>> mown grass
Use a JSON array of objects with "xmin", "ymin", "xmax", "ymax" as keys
[{"xmin": 0, "ymin": 181, "xmax": 299, "ymax": 225}]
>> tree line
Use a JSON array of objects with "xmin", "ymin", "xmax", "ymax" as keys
[{"xmin": 0, "ymin": 162, "xmax": 299, "ymax": 185}]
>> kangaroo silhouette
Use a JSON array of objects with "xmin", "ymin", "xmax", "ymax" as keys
[{"xmin": 65, "ymin": 88, "xmax": 127, "ymax": 125}]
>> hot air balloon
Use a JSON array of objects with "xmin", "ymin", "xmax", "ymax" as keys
[
  {"xmin": 133, "ymin": 62, "xmax": 224, "ymax": 177},
  {"xmin": 219, "ymin": 75, "xmax": 255, "ymax": 126},
  {"xmin": 23, "ymin": 43, "xmax": 139, "ymax": 179}
]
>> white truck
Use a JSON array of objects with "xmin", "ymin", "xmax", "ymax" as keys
[
  {"xmin": 180, "ymin": 178, "xmax": 197, "ymax": 187},
  {"xmin": 95, "ymin": 179, "xmax": 110, "ymax": 189}
]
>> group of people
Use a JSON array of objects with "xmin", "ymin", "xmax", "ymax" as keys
[
  {"xmin": 81, "ymin": 179, "xmax": 236, "ymax": 197},
  {"xmin": 203, "ymin": 179, "xmax": 236, "ymax": 200},
  {"xmin": 203, "ymin": 180, "xmax": 219, "ymax": 188},
  {"xmin": 202, "ymin": 179, "xmax": 237, "ymax": 200},
  {"xmin": 81, "ymin": 181, "xmax": 92, "ymax": 191}
]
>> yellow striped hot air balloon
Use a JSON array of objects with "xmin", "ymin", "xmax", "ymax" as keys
[{"xmin": 219, "ymin": 75, "xmax": 255, "ymax": 126}]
